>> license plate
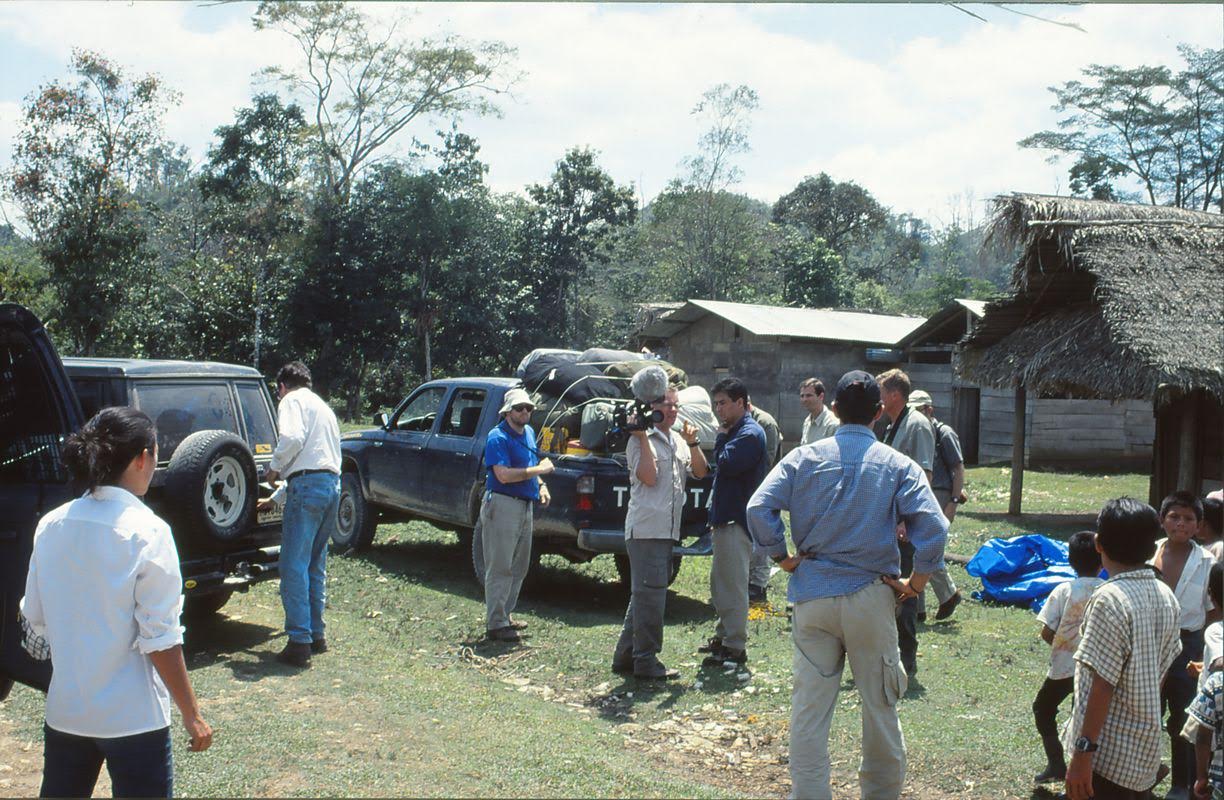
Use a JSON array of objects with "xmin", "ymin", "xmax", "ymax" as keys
[{"xmin": 257, "ymin": 506, "xmax": 283, "ymax": 525}]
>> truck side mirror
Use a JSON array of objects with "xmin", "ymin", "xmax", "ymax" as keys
[{"xmin": 374, "ymin": 411, "xmax": 389, "ymax": 429}]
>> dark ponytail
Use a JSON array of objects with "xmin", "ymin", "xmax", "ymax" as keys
[{"xmin": 62, "ymin": 407, "xmax": 158, "ymax": 491}]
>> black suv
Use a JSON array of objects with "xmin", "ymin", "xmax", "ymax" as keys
[{"xmin": 0, "ymin": 304, "xmax": 281, "ymax": 699}]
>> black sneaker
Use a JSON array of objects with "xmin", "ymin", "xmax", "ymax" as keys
[
  {"xmin": 310, "ymin": 638, "xmax": 329, "ymax": 655},
  {"xmin": 935, "ymin": 591, "xmax": 962, "ymax": 621},
  {"xmin": 635, "ymin": 667, "xmax": 681, "ymax": 681},
  {"xmin": 276, "ymin": 641, "xmax": 312, "ymax": 668},
  {"xmin": 487, "ymin": 626, "xmax": 521, "ymax": 643},
  {"xmin": 697, "ymin": 637, "xmax": 723, "ymax": 654},
  {"xmin": 611, "ymin": 660, "xmax": 633, "ymax": 676},
  {"xmin": 701, "ymin": 647, "xmax": 747, "ymax": 667}
]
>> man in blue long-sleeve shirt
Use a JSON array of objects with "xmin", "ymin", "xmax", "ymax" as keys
[
  {"xmin": 746, "ymin": 371, "xmax": 948, "ymax": 800},
  {"xmin": 700, "ymin": 377, "xmax": 769, "ymax": 668}
]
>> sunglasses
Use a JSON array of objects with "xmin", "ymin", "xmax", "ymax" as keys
[{"xmin": 511, "ymin": 404, "xmax": 534, "ymax": 412}]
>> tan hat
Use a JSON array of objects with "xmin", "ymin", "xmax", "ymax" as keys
[
  {"xmin": 907, "ymin": 389, "xmax": 934, "ymax": 409},
  {"xmin": 499, "ymin": 387, "xmax": 535, "ymax": 416}
]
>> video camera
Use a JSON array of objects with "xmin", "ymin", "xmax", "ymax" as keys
[{"xmin": 613, "ymin": 399, "xmax": 664, "ymax": 432}]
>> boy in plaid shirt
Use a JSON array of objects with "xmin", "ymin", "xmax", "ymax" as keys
[{"xmin": 1065, "ymin": 498, "xmax": 1182, "ymax": 800}]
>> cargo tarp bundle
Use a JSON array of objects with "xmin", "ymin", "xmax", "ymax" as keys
[
  {"xmin": 520, "ymin": 355, "xmax": 625, "ymax": 405},
  {"xmin": 515, "ymin": 349, "xmax": 580, "ymax": 379},
  {"xmin": 965, "ymin": 534, "xmax": 1080, "ymax": 612},
  {"xmin": 675, "ymin": 385, "xmax": 719, "ymax": 449},
  {"xmin": 603, "ymin": 359, "xmax": 688, "ymax": 391},
  {"xmin": 577, "ymin": 348, "xmax": 641, "ymax": 366}
]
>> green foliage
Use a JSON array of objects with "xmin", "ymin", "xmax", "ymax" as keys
[
  {"xmin": 773, "ymin": 227, "xmax": 849, "ymax": 308},
  {"xmin": 771, "ymin": 173, "xmax": 888, "ymax": 256},
  {"xmin": 1020, "ymin": 46, "xmax": 1223, "ymax": 211},
  {"xmin": 9, "ymin": 49, "xmax": 176, "ymax": 355},
  {"xmin": 0, "ymin": 225, "xmax": 53, "ymax": 317},
  {"xmin": 524, "ymin": 147, "xmax": 638, "ymax": 346}
]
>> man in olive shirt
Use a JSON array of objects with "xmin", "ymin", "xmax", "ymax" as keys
[
  {"xmin": 910, "ymin": 390, "xmax": 964, "ymax": 621},
  {"xmin": 877, "ymin": 368, "xmax": 936, "ymax": 676},
  {"xmin": 800, "ymin": 378, "xmax": 839, "ymax": 445},
  {"xmin": 612, "ymin": 387, "xmax": 708, "ymax": 679},
  {"xmin": 747, "ymin": 398, "xmax": 782, "ymax": 603}
]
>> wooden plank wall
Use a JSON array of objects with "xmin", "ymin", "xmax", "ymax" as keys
[{"xmin": 977, "ymin": 393, "xmax": 1154, "ymax": 467}]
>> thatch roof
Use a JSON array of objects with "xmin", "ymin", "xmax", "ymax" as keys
[{"xmin": 958, "ymin": 194, "xmax": 1224, "ymax": 402}]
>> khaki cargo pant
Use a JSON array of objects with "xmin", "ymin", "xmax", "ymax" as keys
[
  {"xmin": 710, "ymin": 523, "xmax": 752, "ymax": 652},
  {"xmin": 481, "ymin": 491, "xmax": 534, "ymax": 631},
  {"xmin": 790, "ymin": 580, "xmax": 909, "ymax": 800}
]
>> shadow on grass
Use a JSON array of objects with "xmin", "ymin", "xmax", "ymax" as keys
[
  {"xmin": 184, "ymin": 615, "xmax": 308, "ymax": 682},
  {"xmin": 352, "ymin": 536, "xmax": 714, "ymax": 628}
]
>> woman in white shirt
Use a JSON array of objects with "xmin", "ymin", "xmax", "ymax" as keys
[{"xmin": 21, "ymin": 407, "xmax": 211, "ymax": 798}]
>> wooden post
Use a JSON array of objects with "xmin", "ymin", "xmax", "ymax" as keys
[
  {"xmin": 1177, "ymin": 392, "xmax": 1200, "ymax": 493},
  {"xmin": 1008, "ymin": 386, "xmax": 1027, "ymax": 516}
]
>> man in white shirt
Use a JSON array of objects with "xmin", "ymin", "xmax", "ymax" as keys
[
  {"xmin": 259, "ymin": 361, "xmax": 342, "ymax": 668},
  {"xmin": 799, "ymin": 377, "xmax": 839, "ymax": 446}
]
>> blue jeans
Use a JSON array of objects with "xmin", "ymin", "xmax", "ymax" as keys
[
  {"xmin": 41, "ymin": 724, "xmax": 172, "ymax": 798},
  {"xmin": 280, "ymin": 472, "xmax": 340, "ymax": 644}
]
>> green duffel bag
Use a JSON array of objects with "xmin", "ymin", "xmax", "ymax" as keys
[
  {"xmin": 603, "ymin": 360, "xmax": 688, "ymax": 391},
  {"xmin": 579, "ymin": 401, "xmax": 618, "ymax": 451}
]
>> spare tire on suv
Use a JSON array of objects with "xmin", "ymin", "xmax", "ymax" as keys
[{"xmin": 162, "ymin": 430, "xmax": 258, "ymax": 554}]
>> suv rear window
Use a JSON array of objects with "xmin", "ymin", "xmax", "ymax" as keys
[
  {"xmin": 133, "ymin": 382, "xmax": 240, "ymax": 461},
  {"xmin": 235, "ymin": 382, "xmax": 277, "ymax": 456},
  {"xmin": 0, "ymin": 331, "xmax": 70, "ymax": 483}
]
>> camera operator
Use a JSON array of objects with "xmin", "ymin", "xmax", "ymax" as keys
[{"xmin": 611, "ymin": 387, "xmax": 708, "ymax": 680}]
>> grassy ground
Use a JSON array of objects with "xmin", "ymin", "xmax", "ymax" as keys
[{"xmin": 0, "ymin": 467, "xmax": 1149, "ymax": 798}]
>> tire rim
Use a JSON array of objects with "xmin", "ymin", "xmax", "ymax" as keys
[
  {"xmin": 205, "ymin": 455, "xmax": 246, "ymax": 529},
  {"xmin": 336, "ymin": 488, "xmax": 355, "ymax": 540}
]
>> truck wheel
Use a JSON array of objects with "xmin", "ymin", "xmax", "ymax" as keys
[
  {"xmin": 334, "ymin": 472, "xmax": 377, "ymax": 553},
  {"xmin": 183, "ymin": 590, "xmax": 233, "ymax": 619},
  {"xmin": 614, "ymin": 554, "xmax": 683, "ymax": 587},
  {"xmin": 163, "ymin": 431, "xmax": 258, "ymax": 554},
  {"xmin": 470, "ymin": 517, "xmax": 540, "ymax": 589}
]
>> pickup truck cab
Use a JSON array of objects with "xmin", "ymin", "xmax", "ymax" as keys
[
  {"xmin": 0, "ymin": 304, "xmax": 281, "ymax": 699},
  {"xmin": 337, "ymin": 378, "xmax": 714, "ymax": 585}
]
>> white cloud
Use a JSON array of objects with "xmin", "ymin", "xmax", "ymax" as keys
[{"xmin": 0, "ymin": 1, "xmax": 1219, "ymax": 225}]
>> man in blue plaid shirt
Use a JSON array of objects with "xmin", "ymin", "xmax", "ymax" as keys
[{"xmin": 747, "ymin": 371, "xmax": 947, "ymax": 800}]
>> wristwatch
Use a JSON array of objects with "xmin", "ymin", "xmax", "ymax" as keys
[{"xmin": 1073, "ymin": 736, "xmax": 1098, "ymax": 753}]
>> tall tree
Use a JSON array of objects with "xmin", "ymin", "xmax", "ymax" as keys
[
  {"xmin": 773, "ymin": 228, "xmax": 849, "ymax": 308},
  {"xmin": 679, "ymin": 83, "xmax": 761, "ymax": 300},
  {"xmin": 200, "ymin": 94, "xmax": 310, "ymax": 368},
  {"xmin": 1020, "ymin": 46, "xmax": 1223, "ymax": 211},
  {"xmin": 9, "ymin": 49, "xmax": 176, "ymax": 354},
  {"xmin": 525, "ymin": 147, "xmax": 637, "ymax": 345},
  {"xmin": 254, "ymin": 1, "xmax": 516, "ymax": 203},
  {"xmin": 771, "ymin": 173, "xmax": 889, "ymax": 256}
]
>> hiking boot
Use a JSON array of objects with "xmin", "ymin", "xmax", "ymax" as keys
[
  {"xmin": 1033, "ymin": 764, "xmax": 1066, "ymax": 783},
  {"xmin": 748, "ymin": 584, "xmax": 768, "ymax": 604},
  {"xmin": 487, "ymin": 626, "xmax": 521, "ymax": 643},
  {"xmin": 611, "ymin": 660, "xmax": 634, "ymax": 676},
  {"xmin": 509, "ymin": 618, "xmax": 529, "ymax": 631},
  {"xmin": 310, "ymin": 638, "xmax": 329, "ymax": 655},
  {"xmin": 276, "ymin": 641, "xmax": 312, "ymax": 668},
  {"xmin": 935, "ymin": 591, "xmax": 963, "ymax": 621},
  {"xmin": 702, "ymin": 646, "xmax": 747, "ymax": 667},
  {"xmin": 697, "ymin": 637, "xmax": 723, "ymax": 654},
  {"xmin": 635, "ymin": 667, "xmax": 681, "ymax": 681}
]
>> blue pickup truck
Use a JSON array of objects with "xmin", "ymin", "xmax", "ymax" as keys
[{"xmin": 335, "ymin": 377, "xmax": 714, "ymax": 585}]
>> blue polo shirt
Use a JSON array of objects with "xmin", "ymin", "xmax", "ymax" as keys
[
  {"xmin": 710, "ymin": 412, "xmax": 769, "ymax": 532},
  {"xmin": 484, "ymin": 420, "xmax": 540, "ymax": 501}
]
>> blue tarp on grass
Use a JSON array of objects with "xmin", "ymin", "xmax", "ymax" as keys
[{"xmin": 965, "ymin": 534, "xmax": 1080, "ymax": 612}]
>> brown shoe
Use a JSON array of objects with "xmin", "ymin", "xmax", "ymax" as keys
[
  {"xmin": 310, "ymin": 638, "xmax": 329, "ymax": 655},
  {"xmin": 276, "ymin": 641, "xmax": 312, "ymax": 668},
  {"xmin": 935, "ymin": 591, "xmax": 962, "ymax": 621},
  {"xmin": 487, "ymin": 626, "xmax": 521, "ymax": 643},
  {"xmin": 509, "ymin": 619, "xmax": 529, "ymax": 631}
]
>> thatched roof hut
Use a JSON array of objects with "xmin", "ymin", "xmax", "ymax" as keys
[
  {"xmin": 959, "ymin": 194, "xmax": 1223, "ymax": 401},
  {"xmin": 957, "ymin": 193, "xmax": 1224, "ymax": 507}
]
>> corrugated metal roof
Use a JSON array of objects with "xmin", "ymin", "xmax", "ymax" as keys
[
  {"xmin": 955, "ymin": 298, "xmax": 988, "ymax": 318},
  {"xmin": 639, "ymin": 299, "xmax": 925, "ymax": 346}
]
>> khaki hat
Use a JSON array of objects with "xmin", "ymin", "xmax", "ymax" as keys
[
  {"xmin": 499, "ymin": 387, "xmax": 535, "ymax": 416},
  {"xmin": 907, "ymin": 389, "xmax": 934, "ymax": 409}
]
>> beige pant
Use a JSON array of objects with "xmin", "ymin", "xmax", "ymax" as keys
[
  {"xmin": 481, "ymin": 491, "xmax": 533, "ymax": 631},
  {"xmin": 791, "ymin": 581, "xmax": 909, "ymax": 800},
  {"xmin": 710, "ymin": 523, "xmax": 752, "ymax": 651},
  {"xmin": 920, "ymin": 489, "xmax": 958, "ymax": 613}
]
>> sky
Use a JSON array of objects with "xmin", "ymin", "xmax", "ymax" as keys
[{"xmin": 0, "ymin": 2, "xmax": 1220, "ymax": 228}]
